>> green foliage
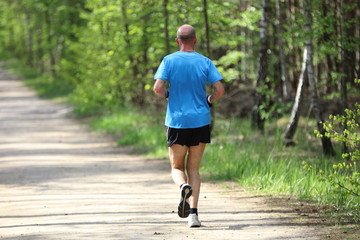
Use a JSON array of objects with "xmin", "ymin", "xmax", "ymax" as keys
[
  {"xmin": 214, "ymin": 50, "xmax": 245, "ymax": 82},
  {"xmin": 230, "ymin": 6, "xmax": 261, "ymax": 31},
  {"xmin": 254, "ymin": 82, "xmax": 292, "ymax": 120},
  {"xmin": 0, "ymin": 0, "xmax": 266, "ymax": 114},
  {"xmin": 313, "ymin": 91, "xmax": 360, "ymax": 220},
  {"xmin": 0, "ymin": 0, "xmax": 359, "ymax": 114}
]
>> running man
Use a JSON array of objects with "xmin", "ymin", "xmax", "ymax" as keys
[{"xmin": 153, "ymin": 24, "xmax": 224, "ymax": 227}]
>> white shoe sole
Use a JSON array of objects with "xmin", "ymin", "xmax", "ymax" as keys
[{"xmin": 178, "ymin": 185, "xmax": 192, "ymax": 218}]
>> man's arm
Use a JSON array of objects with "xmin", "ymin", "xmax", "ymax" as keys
[
  {"xmin": 208, "ymin": 80, "xmax": 225, "ymax": 104},
  {"xmin": 153, "ymin": 79, "xmax": 168, "ymax": 98}
]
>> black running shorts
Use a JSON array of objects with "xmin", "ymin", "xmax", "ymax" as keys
[{"xmin": 166, "ymin": 125, "xmax": 211, "ymax": 147}]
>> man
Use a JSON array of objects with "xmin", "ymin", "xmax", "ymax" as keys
[{"xmin": 153, "ymin": 24, "xmax": 224, "ymax": 228}]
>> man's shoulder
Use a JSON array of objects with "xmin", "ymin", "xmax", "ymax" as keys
[
  {"xmin": 164, "ymin": 51, "xmax": 181, "ymax": 58},
  {"xmin": 193, "ymin": 52, "xmax": 215, "ymax": 65},
  {"xmin": 162, "ymin": 52, "xmax": 177, "ymax": 62}
]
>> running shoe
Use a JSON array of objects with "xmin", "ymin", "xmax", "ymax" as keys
[
  {"xmin": 178, "ymin": 184, "xmax": 192, "ymax": 218},
  {"xmin": 188, "ymin": 213, "xmax": 201, "ymax": 227}
]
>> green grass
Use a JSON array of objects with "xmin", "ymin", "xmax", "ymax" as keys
[
  {"xmin": 203, "ymin": 118, "xmax": 331, "ymax": 199},
  {"xmin": 210, "ymin": 118, "xmax": 358, "ymax": 210},
  {"xmin": 205, "ymin": 118, "xmax": 358, "ymax": 220},
  {"xmin": 90, "ymin": 107, "xmax": 168, "ymax": 157}
]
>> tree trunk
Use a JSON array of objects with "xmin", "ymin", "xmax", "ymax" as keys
[
  {"xmin": 44, "ymin": 3, "xmax": 56, "ymax": 77},
  {"xmin": 320, "ymin": 1, "xmax": 334, "ymax": 95},
  {"xmin": 339, "ymin": 0, "xmax": 355, "ymax": 155},
  {"xmin": 283, "ymin": 48, "xmax": 307, "ymax": 146},
  {"xmin": 203, "ymin": 0, "xmax": 210, "ymax": 57},
  {"xmin": 202, "ymin": 0, "xmax": 215, "ymax": 130},
  {"xmin": 25, "ymin": 11, "xmax": 34, "ymax": 67},
  {"xmin": 35, "ymin": 21, "xmax": 44, "ymax": 73},
  {"xmin": 252, "ymin": 0, "xmax": 270, "ymax": 131},
  {"xmin": 357, "ymin": 1, "xmax": 360, "ymax": 78},
  {"xmin": 163, "ymin": 0, "xmax": 170, "ymax": 54},
  {"xmin": 121, "ymin": 0, "xmax": 137, "ymax": 79},
  {"xmin": 343, "ymin": 0, "xmax": 356, "ymax": 84},
  {"xmin": 304, "ymin": 0, "xmax": 335, "ymax": 156},
  {"xmin": 138, "ymin": 2, "xmax": 151, "ymax": 106},
  {"xmin": 275, "ymin": 0, "xmax": 291, "ymax": 102},
  {"xmin": 24, "ymin": 10, "xmax": 33, "ymax": 67}
]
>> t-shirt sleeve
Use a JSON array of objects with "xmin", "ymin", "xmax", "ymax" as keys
[
  {"xmin": 207, "ymin": 60, "xmax": 223, "ymax": 85},
  {"xmin": 154, "ymin": 59, "xmax": 169, "ymax": 81}
]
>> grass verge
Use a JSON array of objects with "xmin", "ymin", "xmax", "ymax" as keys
[{"xmin": 89, "ymin": 107, "xmax": 168, "ymax": 157}]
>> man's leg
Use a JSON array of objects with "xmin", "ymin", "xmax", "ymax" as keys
[
  {"xmin": 186, "ymin": 143, "xmax": 206, "ymax": 208},
  {"xmin": 169, "ymin": 144, "xmax": 193, "ymax": 218},
  {"xmin": 168, "ymin": 144, "xmax": 189, "ymax": 187}
]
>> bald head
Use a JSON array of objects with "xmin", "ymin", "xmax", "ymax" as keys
[{"xmin": 177, "ymin": 24, "xmax": 196, "ymax": 41}]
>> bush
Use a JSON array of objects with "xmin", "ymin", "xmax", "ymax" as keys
[{"xmin": 313, "ymin": 81, "xmax": 360, "ymax": 221}]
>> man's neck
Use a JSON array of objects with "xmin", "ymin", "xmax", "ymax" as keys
[{"xmin": 180, "ymin": 46, "xmax": 195, "ymax": 52}]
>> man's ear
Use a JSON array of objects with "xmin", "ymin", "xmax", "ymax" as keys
[
  {"xmin": 176, "ymin": 38, "xmax": 181, "ymax": 46},
  {"xmin": 194, "ymin": 37, "xmax": 197, "ymax": 45}
]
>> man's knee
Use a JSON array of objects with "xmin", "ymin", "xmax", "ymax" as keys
[
  {"xmin": 172, "ymin": 166, "xmax": 185, "ymax": 172},
  {"xmin": 186, "ymin": 167, "xmax": 200, "ymax": 175},
  {"xmin": 171, "ymin": 160, "xmax": 185, "ymax": 170}
]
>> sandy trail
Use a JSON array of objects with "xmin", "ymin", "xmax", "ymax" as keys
[{"xmin": 0, "ymin": 68, "xmax": 324, "ymax": 239}]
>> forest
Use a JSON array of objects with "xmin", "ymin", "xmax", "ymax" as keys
[{"xmin": 0, "ymin": 0, "xmax": 359, "ymax": 222}]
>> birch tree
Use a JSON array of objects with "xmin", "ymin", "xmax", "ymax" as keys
[{"xmin": 283, "ymin": 49, "xmax": 307, "ymax": 146}]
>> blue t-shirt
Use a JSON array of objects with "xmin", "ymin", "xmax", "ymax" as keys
[{"xmin": 154, "ymin": 51, "xmax": 223, "ymax": 129}]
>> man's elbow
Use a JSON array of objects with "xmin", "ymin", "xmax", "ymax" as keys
[
  {"xmin": 216, "ymin": 83, "xmax": 225, "ymax": 98},
  {"xmin": 153, "ymin": 85, "xmax": 159, "ymax": 94},
  {"xmin": 218, "ymin": 85, "xmax": 225, "ymax": 98},
  {"xmin": 153, "ymin": 84, "xmax": 163, "ymax": 96}
]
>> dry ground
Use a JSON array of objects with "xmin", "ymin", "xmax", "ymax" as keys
[{"xmin": 0, "ymin": 67, "xmax": 358, "ymax": 239}]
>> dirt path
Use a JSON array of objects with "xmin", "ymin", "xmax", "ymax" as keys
[{"xmin": 0, "ymin": 68, "xmax": 328, "ymax": 240}]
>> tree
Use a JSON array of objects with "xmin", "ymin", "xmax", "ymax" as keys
[
  {"xmin": 43, "ymin": 0, "xmax": 56, "ymax": 77},
  {"xmin": 338, "ymin": 0, "xmax": 358, "ymax": 155},
  {"xmin": 275, "ymin": 0, "xmax": 291, "ymax": 102},
  {"xmin": 252, "ymin": 0, "xmax": 270, "ymax": 131},
  {"xmin": 0, "ymin": 0, "xmax": 358, "ymax": 125},
  {"xmin": 163, "ymin": 0, "xmax": 170, "ymax": 54},
  {"xmin": 203, "ymin": 0, "xmax": 210, "ymax": 57},
  {"xmin": 304, "ymin": 0, "xmax": 335, "ymax": 156},
  {"xmin": 283, "ymin": 48, "xmax": 307, "ymax": 146}
]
